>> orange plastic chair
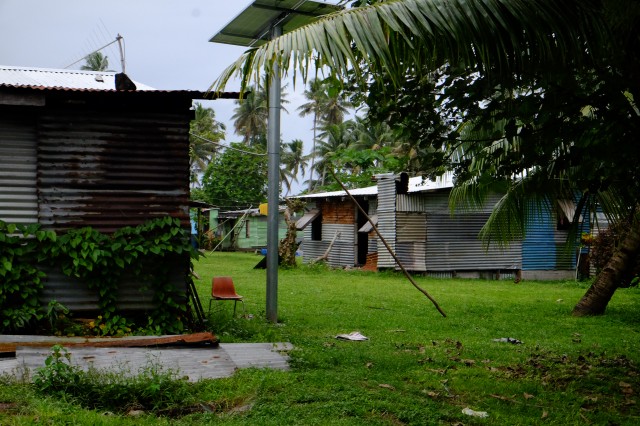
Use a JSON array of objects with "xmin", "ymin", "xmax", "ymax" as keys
[{"xmin": 209, "ymin": 276, "xmax": 245, "ymax": 316}]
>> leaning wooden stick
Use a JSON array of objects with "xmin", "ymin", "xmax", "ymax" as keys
[{"xmin": 329, "ymin": 169, "xmax": 447, "ymax": 317}]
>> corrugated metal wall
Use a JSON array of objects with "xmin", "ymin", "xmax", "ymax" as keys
[
  {"xmin": 322, "ymin": 223, "xmax": 355, "ymax": 267},
  {"xmin": 522, "ymin": 202, "xmax": 575, "ymax": 271},
  {"xmin": 40, "ymin": 255, "xmax": 186, "ymax": 312},
  {"xmin": 0, "ymin": 114, "xmax": 38, "ymax": 224},
  {"xmin": 377, "ymin": 175, "xmax": 397, "ymax": 268},
  {"xmin": 301, "ymin": 240, "xmax": 329, "ymax": 263},
  {"xmin": 425, "ymin": 213, "xmax": 521, "ymax": 271},
  {"xmin": 37, "ymin": 111, "xmax": 190, "ymax": 233}
]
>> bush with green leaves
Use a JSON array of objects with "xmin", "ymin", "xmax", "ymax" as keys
[
  {"xmin": 33, "ymin": 345, "xmax": 197, "ymax": 414},
  {"xmin": 0, "ymin": 222, "xmax": 56, "ymax": 332}
]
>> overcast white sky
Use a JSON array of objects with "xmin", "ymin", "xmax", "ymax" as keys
[{"xmin": 0, "ymin": 0, "xmax": 341, "ymax": 195}]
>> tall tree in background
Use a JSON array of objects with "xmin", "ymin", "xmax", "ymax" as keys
[
  {"xmin": 232, "ymin": 89, "xmax": 268, "ymax": 146},
  {"xmin": 200, "ymin": 143, "xmax": 267, "ymax": 209},
  {"xmin": 281, "ymin": 139, "xmax": 309, "ymax": 196},
  {"xmin": 210, "ymin": 0, "xmax": 640, "ymax": 316},
  {"xmin": 189, "ymin": 103, "xmax": 226, "ymax": 187},
  {"xmin": 298, "ymin": 77, "xmax": 352, "ymax": 192},
  {"xmin": 232, "ymin": 80, "xmax": 289, "ymax": 147},
  {"xmin": 81, "ymin": 52, "xmax": 110, "ymax": 72}
]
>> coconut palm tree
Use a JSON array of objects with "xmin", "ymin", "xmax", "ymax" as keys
[
  {"xmin": 189, "ymin": 103, "xmax": 226, "ymax": 186},
  {"xmin": 232, "ymin": 88, "xmax": 268, "ymax": 146},
  {"xmin": 210, "ymin": 0, "xmax": 639, "ymax": 316},
  {"xmin": 313, "ymin": 120, "xmax": 356, "ymax": 188},
  {"xmin": 232, "ymin": 79, "xmax": 290, "ymax": 146},
  {"xmin": 298, "ymin": 77, "xmax": 352, "ymax": 191},
  {"xmin": 281, "ymin": 139, "xmax": 309, "ymax": 195},
  {"xmin": 298, "ymin": 79, "xmax": 327, "ymax": 192},
  {"xmin": 81, "ymin": 51, "xmax": 111, "ymax": 72}
]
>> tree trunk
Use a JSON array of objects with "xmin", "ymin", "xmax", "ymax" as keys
[{"xmin": 573, "ymin": 214, "xmax": 640, "ymax": 316}]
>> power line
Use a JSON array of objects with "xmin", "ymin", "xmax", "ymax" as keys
[{"xmin": 189, "ymin": 132, "xmax": 267, "ymax": 156}]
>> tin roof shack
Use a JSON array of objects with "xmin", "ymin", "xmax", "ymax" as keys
[
  {"xmin": 0, "ymin": 66, "xmax": 237, "ymax": 314},
  {"xmin": 215, "ymin": 207, "xmax": 289, "ymax": 251},
  {"xmin": 296, "ymin": 185, "xmax": 377, "ymax": 268},
  {"xmin": 298, "ymin": 173, "xmax": 585, "ymax": 279}
]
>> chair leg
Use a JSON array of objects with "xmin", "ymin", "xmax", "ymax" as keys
[
  {"xmin": 233, "ymin": 300, "xmax": 237, "ymax": 317},
  {"xmin": 208, "ymin": 298, "xmax": 213, "ymax": 314}
]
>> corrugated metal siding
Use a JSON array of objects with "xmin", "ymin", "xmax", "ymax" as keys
[
  {"xmin": 396, "ymin": 212, "xmax": 427, "ymax": 242},
  {"xmin": 327, "ymin": 243, "xmax": 356, "ymax": 267},
  {"xmin": 322, "ymin": 223, "xmax": 355, "ymax": 244},
  {"xmin": 37, "ymin": 111, "xmax": 190, "ymax": 233},
  {"xmin": 236, "ymin": 216, "xmax": 288, "ymax": 249},
  {"xmin": 0, "ymin": 114, "xmax": 38, "ymax": 224},
  {"xmin": 40, "ymin": 256, "xmax": 186, "ymax": 311},
  {"xmin": 368, "ymin": 237, "xmax": 377, "ymax": 254},
  {"xmin": 301, "ymin": 240, "xmax": 329, "ymax": 263},
  {"xmin": 425, "ymin": 214, "xmax": 522, "ymax": 271},
  {"xmin": 522, "ymin": 204, "xmax": 575, "ymax": 271},
  {"xmin": 377, "ymin": 176, "xmax": 397, "ymax": 268},
  {"xmin": 396, "ymin": 242, "xmax": 427, "ymax": 271}
]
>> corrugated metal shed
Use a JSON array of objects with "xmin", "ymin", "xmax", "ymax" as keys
[
  {"xmin": 522, "ymin": 202, "xmax": 570, "ymax": 271},
  {"xmin": 0, "ymin": 67, "xmax": 229, "ymax": 313}
]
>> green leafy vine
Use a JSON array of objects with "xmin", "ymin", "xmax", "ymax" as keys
[{"xmin": 0, "ymin": 217, "xmax": 199, "ymax": 335}]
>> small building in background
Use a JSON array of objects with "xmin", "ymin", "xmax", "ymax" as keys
[{"xmin": 203, "ymin": 206, "xmax": 289, "ymax": 252}]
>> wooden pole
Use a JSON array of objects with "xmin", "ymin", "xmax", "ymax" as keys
[{"xmin": 329, "ymin": 169, "xmax": 447, "ymax": 317}]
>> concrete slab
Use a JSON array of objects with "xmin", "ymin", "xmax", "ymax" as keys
[{"xmin": 0, "ymin": 342, "xmax": 291, "ymax": 382}]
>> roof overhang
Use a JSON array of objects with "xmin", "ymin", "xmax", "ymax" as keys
[{"xmin": 295, "ymin": 208, "xmax": 320, "ymax": 230}]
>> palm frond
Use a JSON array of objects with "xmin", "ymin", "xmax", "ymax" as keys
[{"xmin": 210, "ymin": 0, "xmax": 607, "ymax": 93}]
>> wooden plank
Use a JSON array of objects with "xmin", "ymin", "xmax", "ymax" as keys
[{"xmin": 0, "ymin": 332, "xmax": 218, "ymax": 353}]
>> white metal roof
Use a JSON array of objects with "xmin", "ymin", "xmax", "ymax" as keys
[
  {"xmin": 295, "ymin": 174, "xmax": 454, "ymax": 199},
  {"xmin": 0, "ymin": 65, "xmax": 155, "ymax": 91}
]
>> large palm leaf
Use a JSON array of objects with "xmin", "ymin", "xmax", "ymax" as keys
[{"xmin": 211, "ymin": 0, "xmax": 606, "ymax": 92}]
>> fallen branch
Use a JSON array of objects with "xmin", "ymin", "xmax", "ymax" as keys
[
  {"xmin": 329, "ymin": 169, "xmax": 446, "ymax": 317},
  {"xmin": 315, "ymin": 230, "xmax": 341, "ymax": 262}
]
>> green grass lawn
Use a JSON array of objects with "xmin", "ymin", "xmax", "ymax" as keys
[{"xmin": 2, "ymin": 251, "xmax": 639, "ymax": 425}]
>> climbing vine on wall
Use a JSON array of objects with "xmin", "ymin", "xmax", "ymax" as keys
[{"xmin": 0, "ymin": 217, "xmax": 198, "ymax": 335}]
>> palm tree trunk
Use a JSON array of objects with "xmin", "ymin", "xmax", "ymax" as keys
[
  {"xmin": 308, "ymin": 114, "xmax": 318, "ymax": 192},
  {"xmin": 572, "ymin": 213, "xmax": 640, "ymax": 316}
]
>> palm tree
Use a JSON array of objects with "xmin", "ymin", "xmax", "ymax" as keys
[
  {"xmin": 232, "ymin": 79, "xmax": 290, "ymax": 146},
  {"xmin": 232, "ymin": 88, "xmax": 268, "ymax": 146},
  {"xmin": 298, "ymin": 79, "xmax": 326, "ymax": 192},
  {"xmin": 81, "ymin": 51, "xmax": 110, "ymax": 72},
  {"xmin": 298, "ymin": 77, "xmax": 352, "ymax": 191},
  {"xmin": 281, "ymin": 139, "xmax": 309, "ymax": 195},
  {"xmin": 210, "ymin": 0, "xmax": 638, "ymax": 316},
  {"xmin": 313, "ymin": 121, "xmax": 356, "ymax": 188},
  {"xmin": 189, "ymin": 103, "xmax": 226, "ymax": 186}
]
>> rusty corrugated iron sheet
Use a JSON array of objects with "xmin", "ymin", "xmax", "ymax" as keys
[{"xmin": 37, "ymin": 111, "xmax": 190, "ymax": 232}]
